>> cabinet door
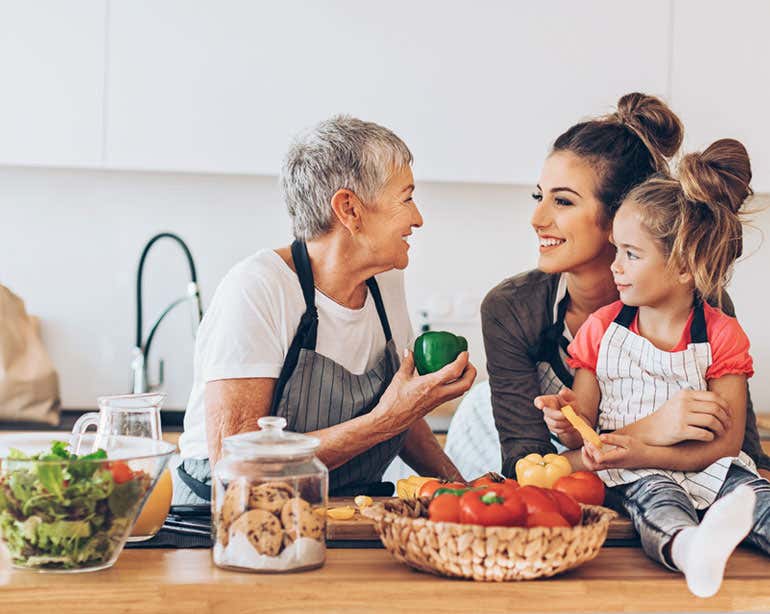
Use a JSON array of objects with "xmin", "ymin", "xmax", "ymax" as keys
[
  {"xmin": 106, "ymin": 0, "xmax": 671, "ymax": 184},
  {"xmin": 672, "ymin": 0, "xmax": 770, "ymax": 192},
  {"xmin": 0, "ymin": 1, "xmax": 105, "ymax": 167}
]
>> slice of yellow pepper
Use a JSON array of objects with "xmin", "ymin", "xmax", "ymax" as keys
[
  {"xmin": 326, "ymin": 506, "xmax": 356, "ymax": 520},
  {"xmin": 561, "ymin": 405, "xmax": 603, "ymax": 448},
  {"xmin": 515, "ymin": 453, "xmax": 572, "ymax": 488}
]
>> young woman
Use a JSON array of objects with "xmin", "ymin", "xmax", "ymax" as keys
[{"xmin": 536, "ymin": 139, "xmax": 769, "ymax": 597}]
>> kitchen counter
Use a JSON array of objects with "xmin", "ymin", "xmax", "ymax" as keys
[{"xmin": 2, "ymin": 545, "xmax": 769, "ymax": 613}]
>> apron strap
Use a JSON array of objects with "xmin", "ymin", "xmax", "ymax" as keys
[
  {"xmin": 690, "ymin": 297, "xmax": 708, "ymax": 343},
  {"xmin": 614, "ymin": 299, "xmax": 709, "ymax": 343},
  {"xmin": 614, "ymin": 303, "xmax": 638, "ymax": 328},
  {"xmin": 366, "ymin": 277, "xmax": 393, "ymax": 342},
  {"xmin": 527, "ymin": 291, "xmax": 574, "ymax": 388},
  {"xmin": 176, "ymin": 461, "xmax": 212, "ymax": 501}
]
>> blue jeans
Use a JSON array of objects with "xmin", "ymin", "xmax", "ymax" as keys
[{"xmin": 606, "ymin": 465, "xmax": 770, "ymax": 570}]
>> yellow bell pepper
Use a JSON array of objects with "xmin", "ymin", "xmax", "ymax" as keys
[
  {"xmin": 396, "ymin": 475, "xmax": 436, "ymax": 499},
  {"xmin": 514, "ymin": 453, "xmax": 572, "ymax": 488}
]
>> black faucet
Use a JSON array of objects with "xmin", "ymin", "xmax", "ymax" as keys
[{"xmin": 131, "ymin": 232, "xmax": 204, "ymax": 394}]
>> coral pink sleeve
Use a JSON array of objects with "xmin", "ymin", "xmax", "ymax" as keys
[
  {"xmin": 566, "ymin": 312, "xmax": 612, "ymax": 373},
  {"xmin": 705, "ymin": 310, "xmax": 754, "ymax": 379}
]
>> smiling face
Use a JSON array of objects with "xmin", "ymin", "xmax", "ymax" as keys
[
  {"xmin": 531, "ymin": 151, "xmax": 615, "ymax": 274},
  {"xmin": 358, "ymin": 165, "xmax": 423, "ymax": 270},
  {"xmin": 610, "ymin": 201, "xmax": 692, "ymax": 307}
]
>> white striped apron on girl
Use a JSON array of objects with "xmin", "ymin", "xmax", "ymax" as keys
[{"xmin": 595, "ymin": 300, "xmax": 757, "ymax": 509}]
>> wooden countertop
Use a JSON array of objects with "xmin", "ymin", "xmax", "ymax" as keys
[{"xmin": 2, "ymin": 545, "xmax": 769, "ymax": 613}]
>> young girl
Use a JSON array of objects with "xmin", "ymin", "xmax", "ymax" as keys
[{"xmin": 535, "ymin": 138, "xmax": 769, "ymax": 598}]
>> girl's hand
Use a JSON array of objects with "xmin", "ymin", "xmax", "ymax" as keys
[
  {"xmin": 581, "ymin": 433, "xmax": 650, "ymax": 471},
  {"xmin": 640, "ymin": 389, "xmax": 731, "ymax": 446},
  {"xmin": 373, "ymin": 349, "xmax": 477, "ymax": 435},
  {"xmin": 534, "ymin": 387, "xmax": 583, "ymax": 449}
]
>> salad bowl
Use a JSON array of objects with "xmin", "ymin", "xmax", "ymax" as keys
[{"xmin": 0, "ymin": 433, "xmax": 175, "ymax": 572}]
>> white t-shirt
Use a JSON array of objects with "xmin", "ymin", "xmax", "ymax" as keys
[{"xmin": 179, "ymin": 249, "xmax": 414, "ymax": 459}]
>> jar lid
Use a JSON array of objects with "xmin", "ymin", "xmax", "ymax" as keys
[{"xmin": 223, "ymin": 417, "xmax": 320, "ymax": 460}]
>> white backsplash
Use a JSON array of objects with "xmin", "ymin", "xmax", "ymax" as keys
[{"xmin": 1, "ymin": 166, "xmax": 769, "ymax": 416}]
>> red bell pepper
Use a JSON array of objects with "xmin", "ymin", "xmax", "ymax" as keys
[{"xmin": 458, "ymin": 488, "xmax": 526, "ymax": 527}]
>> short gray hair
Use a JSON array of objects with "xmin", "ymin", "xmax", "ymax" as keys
[{"xmin": 281, "ymin": 115, "xmax": 413, "ymax": 241}]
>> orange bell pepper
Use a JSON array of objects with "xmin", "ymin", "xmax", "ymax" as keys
[{"xmin": 514, "ymin": 453, "xmax": 572, "ymax": 488}]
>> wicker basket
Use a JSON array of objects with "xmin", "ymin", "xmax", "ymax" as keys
[{"xmin": 362, "ymin": 497, "xmax": 617, "ymax": 581}]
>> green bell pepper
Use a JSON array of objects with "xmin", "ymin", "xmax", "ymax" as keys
[{"xmin": 413, "ymin": 331, "xmax": 468, "ymax": 375}]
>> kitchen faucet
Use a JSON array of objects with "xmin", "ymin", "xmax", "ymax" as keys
[{"xmin": 131, "ymin": 232, "xmax": 204, "ymax": 394}]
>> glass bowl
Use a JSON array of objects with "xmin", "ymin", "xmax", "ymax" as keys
[{"xmin": 0, "ymin": 433, "xmax": 175, "ymax": 572}]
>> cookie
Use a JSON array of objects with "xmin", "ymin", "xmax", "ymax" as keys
[
  {"xmin": 218, "ymin": 479, "xmax": 251, "ymax": 545},
  {"xmin": 248, "ymin": 483, "xmax": 292, "ymax": 515},
  {"xmin": 280, "ymin": 497, "xmax": 325, "ymax": 543},
  {"xmin": 229, "ymin": 509, "xmax": 283, "ymax": 556}
]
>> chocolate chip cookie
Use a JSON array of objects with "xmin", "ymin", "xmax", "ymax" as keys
[
  {"xmin": 229, "ymin": 509, "xmax": 283, "ymax": 556},
  {"xmin": 280, "ymin": 497, "xmax": 325, "ymax": 544},
  {"xmin": 248, "ymin": 482, "xmax": 293, "ymax": 515}
]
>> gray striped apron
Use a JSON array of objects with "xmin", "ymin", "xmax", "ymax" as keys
[
  {"xmin": 175, "ymin": 241, "xmax": 406, "ymax": 502},
  {"xmin": 597, "ymin": 301, "xmax": 757, "ymax": 509},
  {"xmin": 271, "ymin": 241, "xmax": 406, "ymax": 496}
]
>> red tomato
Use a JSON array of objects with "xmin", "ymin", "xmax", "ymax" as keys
[
  {"xmin": 517, "ymin": 485, "xmax": 559, "ymax": 515},
  {"xmin": 470, "ymin": 473, "xmax": 519, "ymax": 490},
  {"xmin": 553, "ymin": 471, "xmax": 605, "ymax": 506},
  {"xmin": 417, "ymin": 480, "xmax": 443, "ymax": 498},
  {"xmin": 546, "ymin": 490, "xmax": 582, "ymax": 526},
  {"xmin": 419, "ymin": 481, "xmax": 466, "ymax": 498},
  {"xmin": 428, "ymin": 493, "xmax": 462, "ymax": 523},
  {"xmin": 109, "ymin": 460, "xmax": 134, "ymax": 484},
  {"xmin": 526, "ymin": 511, "xmax": 570, "ymax": 528}
]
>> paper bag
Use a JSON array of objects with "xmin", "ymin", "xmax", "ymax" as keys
[{"xmin": 0, "ymin": 284, "xmax": 60, "ymax": 424}]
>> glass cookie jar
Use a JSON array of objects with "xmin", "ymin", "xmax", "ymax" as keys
[{"xmin": 212, "ymin": 417, "xmax": 328, "ymax": 573}]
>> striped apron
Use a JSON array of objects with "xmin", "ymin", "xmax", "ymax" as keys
[
  {"xmin": 175, "ymin": 241, "xmax": 405, "ymax": 502},
  {"xmin": 596, "ymin": 301, "xmax": 757, "ymax": 509},
  {"xmin": 270, "ymin": 241, "xmax": 406, "ymax": 496}
]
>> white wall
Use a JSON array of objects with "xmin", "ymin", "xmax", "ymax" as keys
[{"xmin": 2, "ymin": 166, "xmax": 769, "ymax": 416}]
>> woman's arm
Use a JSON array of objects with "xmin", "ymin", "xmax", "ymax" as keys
[
  {"xmin": 481, "ymin": 281, "xmax": 557, "ymax": 477},
  {"xmin": 206, "ymin": 349, "xmax": 476, "ymax": 468},
  {"xmin": 584, "ymin": 375, "xmax": 747, "ymax": 472},
  {"xmin": 398, "ymin": 418, "xmax": 464, "ymax": 481},
  {"xmin": 205, "ymin": 377, "xmax": 393, "ymax": 468}
]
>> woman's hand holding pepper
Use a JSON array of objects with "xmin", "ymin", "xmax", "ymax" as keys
[{"xmin": 372, "ymin": 349, "xmax": 477, "ymax": 436}]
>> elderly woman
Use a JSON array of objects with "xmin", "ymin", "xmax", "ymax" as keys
[{"xmin": 174, "ymin": 116, "xmax": 476, "ymax": 503}]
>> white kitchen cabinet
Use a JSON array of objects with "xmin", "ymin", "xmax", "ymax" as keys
[
  {"xmin": 105, "ymin": 0, "xmax": 671, "ymax": 184},
  {"xmin": 0, "ymin": 1, "xmax": 106, "ymax": 168},
  {"xmin": 671, "ymin": 0, "xmax": 770, "ymax": 192}
]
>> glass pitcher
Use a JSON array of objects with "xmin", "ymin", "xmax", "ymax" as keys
[
  {"xmin": 71, "ymin": 392, "xmax": 164, "ymax": 453},
  {"xmin": 70, "ymin": 392, "xmax": 172, "ymax": 542}
]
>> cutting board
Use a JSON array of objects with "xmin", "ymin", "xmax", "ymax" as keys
[{"xmin": 326, "ymin": 497, "xmax": 636, "ymax": 542}]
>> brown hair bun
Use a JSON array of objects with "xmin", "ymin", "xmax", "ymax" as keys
[
  {"xmin": 614, "ymin": 92, "xmax": 684, "ymax": 172},
  {"xmin": 678, "ymin": 139, "xmax": 752, "ymax": 214}
]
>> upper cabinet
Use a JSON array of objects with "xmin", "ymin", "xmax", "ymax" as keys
[
  {"xmin": 104, "ymin": 0, "xmax": 671, "ymax": 184},
  {"xmin": 10, "ymin": 1, "xmax": 769, "ymax": 189},
  {"xmin": 0, "ymin": 1, "xmax": 105, "ymax": 168},
  {"xmin": 671, "ymin": 0, "xmax": 770, "ymax": 192}
]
